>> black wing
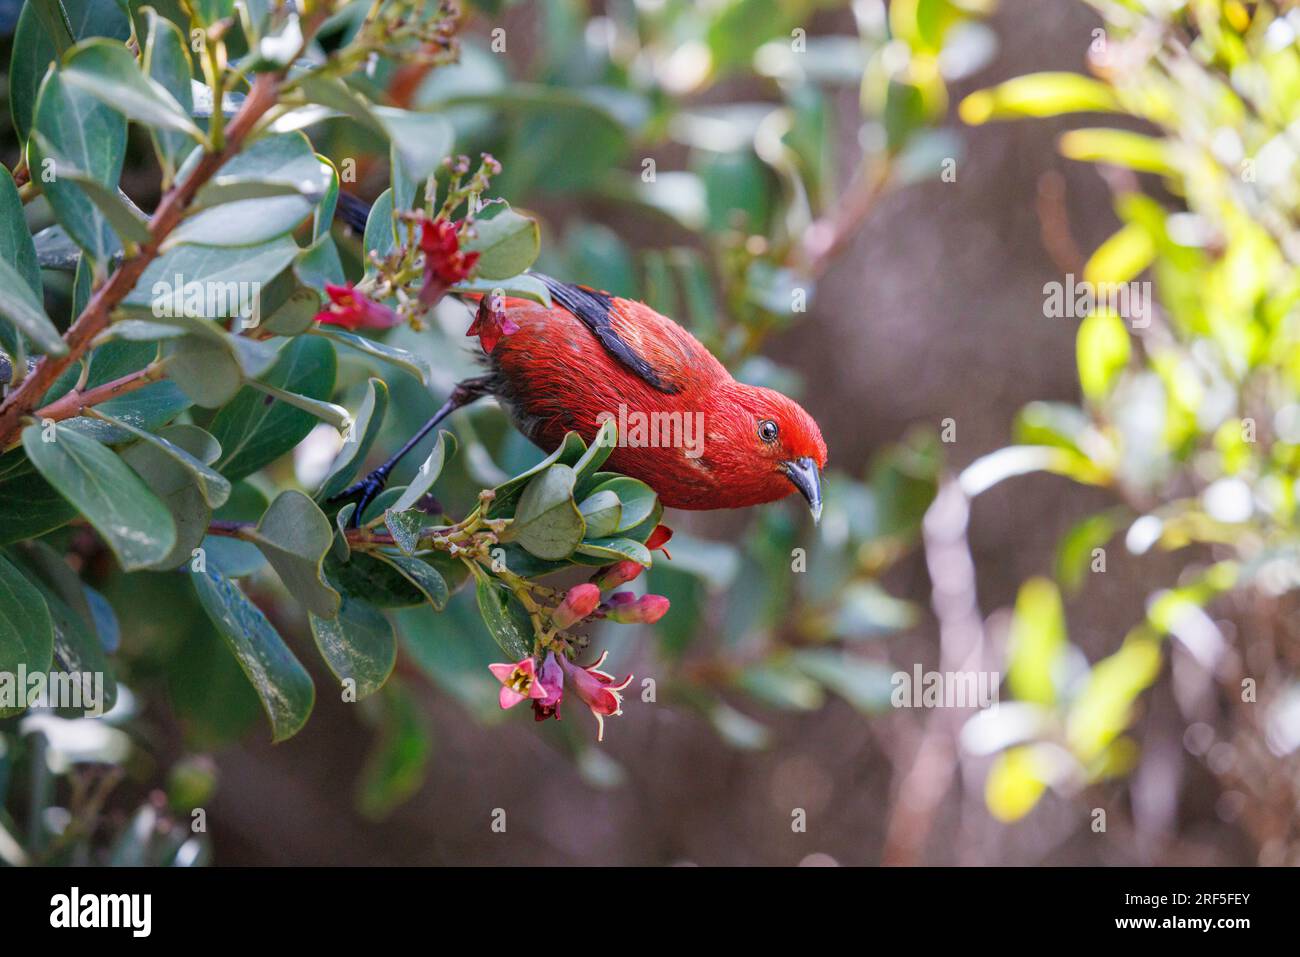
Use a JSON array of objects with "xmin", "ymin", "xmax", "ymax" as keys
[{"xmin": 536, "ymin": 274, "xmax": 679, "ymax": 394}]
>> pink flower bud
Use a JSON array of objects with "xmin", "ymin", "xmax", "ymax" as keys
[
  {"xmin": 591, "ymin": 560, "xmax": 643, "ymax": 591},
  {"xmin": 551, "ymin": 583, "xmax": 601, "ymax": 630},
  {"xmin": 604, "ymin": 593, "xmax": 670, "ymax": 625}
]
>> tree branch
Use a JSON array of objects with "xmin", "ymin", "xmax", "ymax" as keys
[
  {"xmin": 30, "ymin": 363, "xmax": 165, "ymax": 426},
  {"xmin": 0, "ymin": 72, "xmax": 281, "ymax": 446}
]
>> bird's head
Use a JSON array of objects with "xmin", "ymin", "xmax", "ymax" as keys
[{"xmin": 706, "ymin": 382, "xmax": 828, "ymax": 521}]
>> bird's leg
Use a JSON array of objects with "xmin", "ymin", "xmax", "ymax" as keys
[{"xmin": 330, "ymin": 376, "xmax": 492, "ymax": 526}]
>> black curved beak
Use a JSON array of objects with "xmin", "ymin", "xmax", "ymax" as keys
[{"xmin": 781, "ymin": 457, "xmax": 823, "ymax": 524}]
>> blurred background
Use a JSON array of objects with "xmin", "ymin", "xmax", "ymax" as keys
[{"xmin": 4, "ymin": 0, "xmax": 1298, "ymax": 865}]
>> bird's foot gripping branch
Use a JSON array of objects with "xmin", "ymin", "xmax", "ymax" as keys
[{"xmin": 0, "ymin": 0, "xmax": 668, "ymax": 745}]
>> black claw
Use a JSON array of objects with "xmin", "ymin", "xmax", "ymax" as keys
[{"xmin": 328, "ymin": 470, "xmax": 389, "ymax": 527}]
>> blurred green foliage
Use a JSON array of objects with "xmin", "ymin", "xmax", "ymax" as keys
[{"xmin": 962, "ymin": 0, "xmax": 1300, "ymax": 824}]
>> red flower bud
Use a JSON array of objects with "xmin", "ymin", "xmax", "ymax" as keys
[
  {"xmin": 551, "ymin": 583, "xmax": 601, "ymax": 630},
  {"xmin": 591, "ymin": 559, "xmax": 644, "ymax": 591},
  {"xmin": 418, "ymin": 219, "xmax": 479, "ymax": 307},
  {"xmin": 645, "ymin": 524, "xmax": 673, "ymax": 554}
]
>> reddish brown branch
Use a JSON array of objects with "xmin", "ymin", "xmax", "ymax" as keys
[
  {"xmin": 31, "ymin": 364, "xmax": 163, "ymax": 425},
  {"xmin": 0, "ymin": 73, "xmax": 281, "ymax": 446}
]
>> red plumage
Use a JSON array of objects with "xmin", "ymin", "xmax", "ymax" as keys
[{"xmin": 484, "ymin": 289, "xmax": 828, "ymax": 514}]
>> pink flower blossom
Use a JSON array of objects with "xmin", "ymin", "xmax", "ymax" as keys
[
  {"xmin": 558, "ymin": 651, "xmax": 632, "ymax": 742},
  {"xmin": 488, "ymin": 657, "xmax": 547, "ymax": 710},
  {"xmin": 532, "ymin": 651, "xmax": 565, "ymax": 723},
  {"xmin": 314, "ymin": 283, "xmax": 400, "ymax": 330}
]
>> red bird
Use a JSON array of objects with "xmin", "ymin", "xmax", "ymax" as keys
[{"xmin": 332, "ymin": 275, "xmax": 827, "ymax": 523}]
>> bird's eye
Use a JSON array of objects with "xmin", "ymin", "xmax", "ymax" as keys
[{"xmin": 757, "ymin": 419, "xmax": 779, "ymax": 444}]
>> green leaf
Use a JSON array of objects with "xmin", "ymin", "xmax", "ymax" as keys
[
  {"xmin": 384, "ymin": 509, "xmax": 424, "ymax": 556},
  {"xmin": 190, "ymin": 565, "xmax": 315, "ymax": 742},
  {"xmin": 0, "ymin": 449, "xmax": 79, "ymax": 544},
  {"xmin": 1006, "ymin": 577, "xmax": 1067, "ymax": 706},
  {"xmin": 122, "ymin": 235, "xmax": 300, "ymax": 318},
  {"xmin": 161, "ymin": 330, "xmax": 276, "ymax": 408},
  {"xmin": 371, "ymin": 106, "xmax": 454, "ymax": 184},
  {"xmin": 245, "ymin": 378, "xmax": 350, "ymax": 431},
  {"xmin": 487, "ymin": 430, "xmax": 587, "ymax": 518},
  {"xmin": 172, "ymin": 133, "xmax": 331, "ymax": 247},
  {"xmin": 10, "ymin": 0, "xmax": 130, "ymax": 142},
  {"xmin": 1076, "ymin": 308, "xmax": 1131, "ymax": 403},
  {"xmin": 119, "ymin": 422, "xmax": 226, "ymax": 571},
  {"xmin": 22, "ymin": 422, "xmax": 177, "ymax": 571},
  {"xmin": 309, "ymin": 597, "xmax": 395, "ymax": 699},
  {"xmin": 389, "ymin": 430, "xmax": 454, "ymax": 513},
  {"xmin": 363, "ymin": 188, "xmax": 397, "ymax": 268},
  {"xmin": 1083, "ymin": 222, "xmax": 1155, "ymax": 286},
  {"xmin": 310, "ymin": 327, "xmax": 432, "ymax": 386},
  {"xmin": 31, "ymin": 0, "xmax": 76, "ymax": 55},
  {"xmin": 313, "ymin": 155, "xmax": 339, "ymax": 242},
  {"xmin": 372, "ymin": 552, "xmax": 449, "ymax": 611},
  {"xmin": 464, "ymin": 204, "xmax": 540, "ymax": 280},
  {"xmin": 1055, "ymin": 509, "xmax": 1124, "ymax": 595},
  {"xmin": 30, "ymin": 66, "xmax": 125, "ymax": 264},
  {"xmin": 142, "ymin": 8, "xmax": 196, "ymax": 183},
  {"xmin": 248, "ymin": 490, "xmax": 341, "ymax": 619},
  {"xmin": 449, "ymin": 274, "xmax": 552, "ymax": 306},
  {"xmin": 473, "ymin": 568, "xmax": 533, "ymax": 660},
  {"xmin": 30, "ymin": 131, "xmax": 151, "ymax": 246},
  {"xmin": 572, "ymin": 416, "xmax": 617, "ymax": 483},
  {"xmin": 315, "ymin": 378, "xmax": 389, "ymax": 502},
  {"xmin": 507, "ymin": 463, "xmax": 585, "ymax": 560},
  {"xmin": 62, "ymin": 38, "xmax": 202, "ymax": 140},
  {"xmin": 959, "ymin": 72, "xmax": 1121, "ymax": 124},
  {"xmin": 577, "ymin": 489, "xmax": 621, "ymax": 539},
  {"xmin": 0, "ymin": 553, "xmax": 55, "ymax": 716},
  {"xmin": 574, "ymin": 536, "xmax": 651, "ymax": 566},
  {"xmin": 209, "ymin": 335, "xmax": 337, "ymax": 481},
  {"xmin": 11, "ymin": 552, "xmax": 117, "ymax": 714},
  {"xmin": 0, "ymin": 255, "xmax": 66, "ymax": 355},
  {"xmin": 297, "ymin": 76, "xmax": 384, "ymax": 133},
  {"xmin": 111, "ymin": 412, "xmax": 225, "ymax": 501},
  {"xmin": 189, "ymin": 0, "xmax": 235, "ymax": 28},
  {"xmin": 1065, "ymin": 635, "xmax": 1161, "ymax": 762},
  {"xmin": 589, "ymin": 475, "xmax": 657, "ymax": 532},
  {"xmin": 325, "ymin": 551, "xmax": 425, "ymax": 608},
  {"xmin": 0, "ymin": 166, "xmax": 43, "ymax": 356}
]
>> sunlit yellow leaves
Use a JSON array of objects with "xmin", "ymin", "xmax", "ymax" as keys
[
  {"xmin": 959, "ymin": 72, "xmax": 1120, "ymax": 125},
  {"xmin": 1065, "ymin": 633, "xmax": 1162, "ymax": 763},
  {"xmin": 1076, "ymin": 308, "xmax": 1131, "ymax": 404},
  {"xmin": 1007, "ymin": 577, "xmax": 1067, "ymax": 706},
  {"xmin": 985, "ymin": 745, "xmax": 1049, "ymax": 822},
  {"xmin": 1059, "ymin": 128, "xmax": 1174, "ymax": 176}
]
